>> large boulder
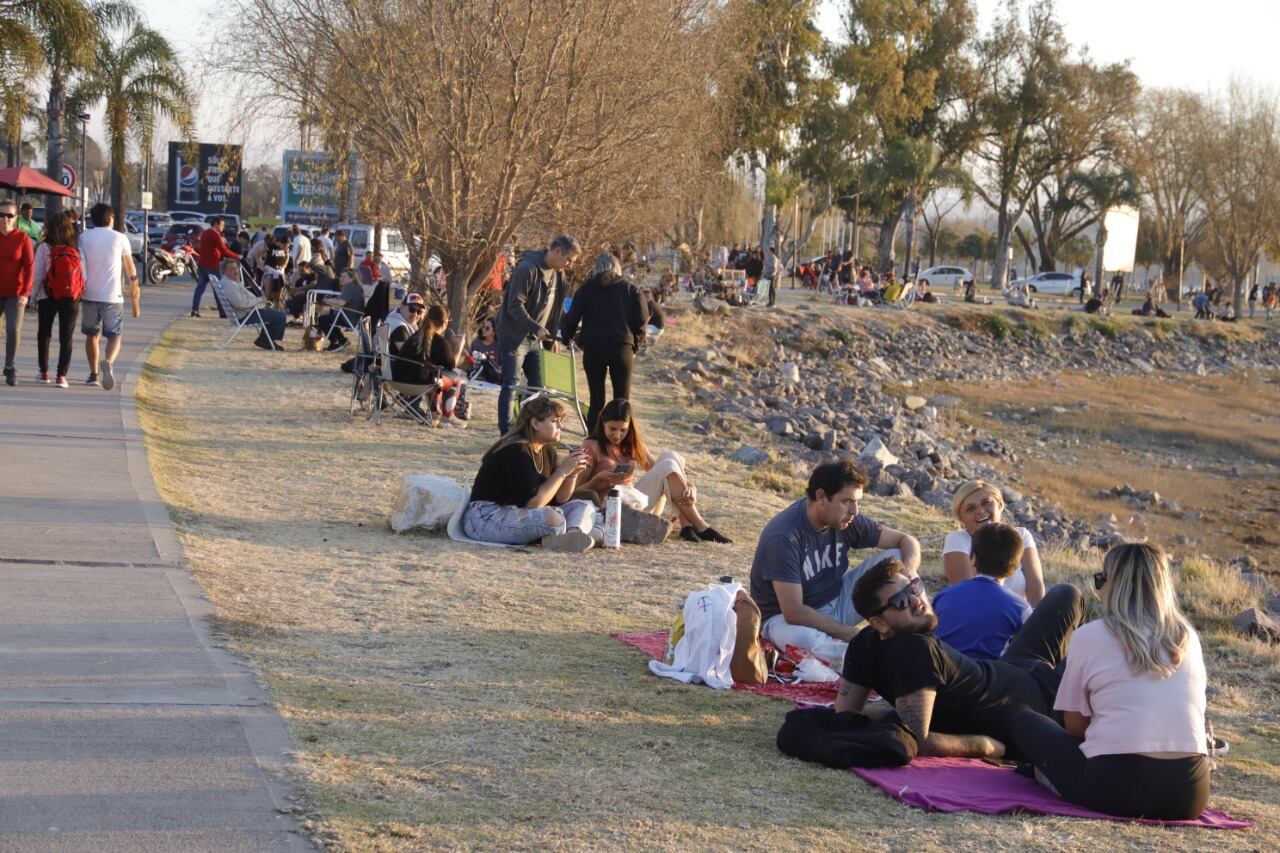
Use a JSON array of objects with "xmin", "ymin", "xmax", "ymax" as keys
[
  {"xmin": 730, "ymin": 445, "xmax": 771, "ymax": 466},
  {"xmin": 390, "ymin": 474, "xmax": 469, "ymax": 533},
  {"xmin": 859, "ymin": 436, "xmax": 900, "ymax": 468},
  {"xmin": 1232, "ymin": 608, "xmax": 1280, "ymax": 644}
]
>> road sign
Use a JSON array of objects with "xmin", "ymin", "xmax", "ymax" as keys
[
  {"xmin": 60, "ymin": 163, "xmax": 76, "ymax": 190},
  {"xmin": 140, "ymin": 191, "xmax": 153, "ymax": 211}
]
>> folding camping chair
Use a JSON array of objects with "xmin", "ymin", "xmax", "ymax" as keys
[
  {"xmin": 750, "ymin": 277, "xmax": 773, "ymax": 307},
  {"xmin": 511, "ymin": 345, "xmax": 589, "ymax": 435},
  {"xmin": 210, "ymin": 278, "xmax": 277, "ymax": 350},
  {"xmin": 371, "ymin": 322, "xmax": 439, "ymax": 426},
  {"xmin": 882, "ymin": 280, "xmax": 916, "ymax": 310}
]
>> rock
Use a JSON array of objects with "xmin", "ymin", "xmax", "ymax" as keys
[
  {"xmin": 930, "ymin": 395, "xmax": 962, "ymax": 408},
  {"xmin": 780, "ymin": 362, "xmax": 801, "ymax": 384},
  {"xmin": 820, "ymin": 429, "xmax": 838, "ymax": 451},
  {"xmin": 389, "ymin": 474, "xmax": 468, "ymax": 533},
  {"xmin": 859, "ymin": 436, "xmax": 900, "ymax": 468},
  {"xmin": 1231, "ymin": 608, "xmax": 1280, "ymax": 644},
  {"xmin": 1230, "ymin": 555, "xmax": 1259, "ymax": 570},
  {"xmin": 892, "ymin": 482, "xmax": 914, "ymax": 499},
  {"xmin": 868, "ymin": 356, "xmax": 891, "ymax": 374},
  {"xmin": 766, "ymin": 415, "xmax": 793, "ymax": 436},
  {"xmin": 904, "ymin": 395, "xmax": 927, "ymax": 411},
  {"xmin": 730, "ymin": 445, "xmax": 770, "ymax": 466},
  {"xmin": 1130, "ymin": 357, "xmax": 1156, "ymax": 373}
]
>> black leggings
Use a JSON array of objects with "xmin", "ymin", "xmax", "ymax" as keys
[
  {"xmin": 37, "ymin": 297, "xmax": 80, "ymax": 377},
  {"xmin": 582, "ymin": 344, "xmax": 634, "ymax": 431},
  {"xmin": 1010, "ymin": 709, "xmax": 1210, "ymax": 820}
]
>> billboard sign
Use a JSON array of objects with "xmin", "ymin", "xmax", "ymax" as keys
[
  {"xmin": 281, "ymin": 150, "xmax": 348, "ymax": 226},
  {"xmin": 166, "ymin": 141, "xmax": 242, "ymax": 215},
  {"xmin": 1101, "ymin": 205, "xmax": 1140, "ymax": 273}
]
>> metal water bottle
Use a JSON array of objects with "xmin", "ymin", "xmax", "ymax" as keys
[{"xmin": 604, "ymin": 488, "xmax": 622, "ymax": 549}]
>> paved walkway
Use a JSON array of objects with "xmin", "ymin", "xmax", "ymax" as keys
[{"xmin": 0, "ymin": 283, "xmax": 309, "ymax": 851}]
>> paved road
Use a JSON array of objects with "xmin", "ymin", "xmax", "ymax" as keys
[{"xmin": 0, "ymin": 283, "xmax": 309, "ymax": 851}]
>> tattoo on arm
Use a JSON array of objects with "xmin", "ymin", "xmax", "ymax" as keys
[
  {"xmin": 897, "ymin": 689, "xmax": 1001, "ymax": 758},
  {"xmin": 895, "ymin": 689, "xmax": 935, "ymax": 740}
]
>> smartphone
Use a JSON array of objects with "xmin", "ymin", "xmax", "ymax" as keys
[{"xmin": 613, "ymin": 462, "xmax": 634, "ymax": 475}]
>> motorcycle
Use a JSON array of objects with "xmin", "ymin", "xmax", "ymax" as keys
[{"xmin": 147, "ymin": 246, "xmax": 187, "ymax": 283}]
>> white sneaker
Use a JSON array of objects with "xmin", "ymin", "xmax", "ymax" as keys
[
  {"xmin": 100, "ymin": 360, "xmax": 115, "ymax": 391},
  {"xmin": 541, "ymin": 530, "xmax": 593, "ymax": 552}
]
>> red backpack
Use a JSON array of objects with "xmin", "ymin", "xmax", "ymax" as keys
[{"xmin": 47, "ymin": 246, "xmax": 85, "ymax": 300}]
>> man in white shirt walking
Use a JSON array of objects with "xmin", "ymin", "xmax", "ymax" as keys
[
  {"xmin": 289, "ymin": 224, "xmax": 312, "ymax": 269},
  {"xmin": 78, "ymin": 203, "xmax": 138, "ymax": 390}
]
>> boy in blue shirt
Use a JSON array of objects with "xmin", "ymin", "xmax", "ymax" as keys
[{"xmin": 934, "ymin": 523, "xmax": 1033, "ymax": 660}]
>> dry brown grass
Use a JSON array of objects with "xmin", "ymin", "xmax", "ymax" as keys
[{"xmin": 136, "ymin": 296, "xmax": 1278, "ymax": 851}]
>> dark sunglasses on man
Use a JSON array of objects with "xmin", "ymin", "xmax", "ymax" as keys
[
  {"xmin": 0, "ymin": 213, "xmax": 14, "ymax": 220},
  {"xmin": 871, "ymin": 577, "xmax": 925, "ymax": 617}
]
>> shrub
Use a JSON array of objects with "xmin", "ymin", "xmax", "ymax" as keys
[
  {"xmin": 986, "ymin": 314, "xmax": 1013, "ymax": 341},
  {"xmin": 826, "ymin": 327, "xmax": 855, "ymax": 346},
  {"xmin": 1089, "ymin": 317, "xmax": 1121, "ymax": 339}
]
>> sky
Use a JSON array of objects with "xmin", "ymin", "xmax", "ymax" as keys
[{"xmin": 126, "ymin": 0, "xmax": 1280, "ymax": 166}]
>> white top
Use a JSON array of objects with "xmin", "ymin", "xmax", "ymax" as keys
[
  {"xmin": 1054, "ymin": 620, "xmax": 1207, "ymax": 758},
  {"xmin": 942, "ymin": 526, "xmax": 1037, "ymax": 601},
  {"xmin": 78, "ymin": 227, "xmax": 132, "ymax": 303},
  {"xmin": 290, "ymin": 234, "xmax": 312, "ymax": 264}
]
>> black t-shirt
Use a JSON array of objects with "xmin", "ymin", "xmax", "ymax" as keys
[
  {"xmin": 470, "ymin": 442, "xmax": 550, "ymax": 507},
  {"xmin": 266, "ymin": 245, "xmax": 288, "ymax": 269},
  {"xmin": 429, "ymin": 332, "xmax": 457, "ymax": 369},
  {"xmin": 842, "ymin": 627, "xmax": 1051, "ymax": 742}
]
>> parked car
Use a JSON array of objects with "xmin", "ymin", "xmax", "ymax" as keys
[
  {"xmin": 332, "ymin": 223, "xmax": 410, "ymax": 275},
  {"xmin": 87, "ymin": 221, "xmax": 144, "ymax": 259},
  {"xmin": 167, "ymin": 210, "xmax": 207, "ymax": 223},
  {"xmin": 205, "ymin": 213, "xmax": 242, "ymax": 233},
  {"xmin": 1009, "ymin": 270, "xmax": 1080, "ymax": 296},
  {"xmin": 272, "ymin": 224, "xmax": 317, "ymax": 245},
  {"xmin": 161, "ymin": 221, "xmax": 206, "ymax": 251},
  {"xmin": 916, "ymin": 265, "xmax": 973, "ymax": 290}
]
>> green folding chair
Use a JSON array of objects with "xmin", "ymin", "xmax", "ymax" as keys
[{"xmin": 513, "ymin": 346, "xmax": 589, "ymax": 435}]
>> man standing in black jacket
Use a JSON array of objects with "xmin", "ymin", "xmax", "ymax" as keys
[{"xmin": 495, "ymin": 234, "xmax": 581, "ymax": 433}]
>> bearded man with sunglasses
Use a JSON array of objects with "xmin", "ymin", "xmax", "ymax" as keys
[{"xmin": 836, "ymin": 558, "xmax": 1085, "ymax": 759}]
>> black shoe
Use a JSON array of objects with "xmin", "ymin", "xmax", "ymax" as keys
[
  {"xmin": 679, "ymin": 525, "xmax": 701, "ymax": 543},
  {"xmin": 3, "ymin": 366, "xmax": 15, "ymax": 387},
  {"xmin": 190, "ymin": 310, "xmax": 201, "ymax": 318},
  {"xmin": 697, "ymin": 526, "xmax": 733, "ymax": 544},
  {"xmin": 329, "ymin": 338, "xmax": 350, "ymax": 352},
  {"xmin": 85, "ymin": 373, "xmax": 100, "ymax": 387},
  {"xmin": 254, "ymin": 336, "xmax": 274, "ymax": 350}
]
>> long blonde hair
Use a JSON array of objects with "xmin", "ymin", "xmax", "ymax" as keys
[
  {"xmin": 484, "ymin": 396, "xmax": 565, "ymax": 473},
  {"xmin": 1100, "ymin": 542, "xmax": 1192, "ymax": 678}
]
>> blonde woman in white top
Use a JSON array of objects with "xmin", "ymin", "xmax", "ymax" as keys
[
  {"xmin": 1009, "ymin": 542, "xmax": 1210, "ymax": 820},
  {"xmin": 943, "ymin": 480, "xmax": 1045, "ymax": 606}
]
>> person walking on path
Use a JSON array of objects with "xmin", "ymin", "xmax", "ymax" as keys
[
  {"xmin": 495, "ymin": 234, "xmax": 580, "ymax": 434},
  {"xmin": 560, "ymin": 252, "xmax": 647, "ymax": 431},
  {"xmin": 17, "ymin": 203, "xmax": 42, "ymax": 242},
  {"xmin": 289, "ymin": 224, "xmax": 312, "ymax": 270},
  {"xmin": 192, "ymin": 216, "xmax": 240, "ymax": 318},
  {"xmin": 32, "ymin": 210, "xmax": 84, "ymax": 387},
  {"xmin": 0, "ymin": 198, "xmax": 35, "ymax": 386},
  {"xmin": 79, "ymin": 203, "xmax": 139, "ymax": 391}
]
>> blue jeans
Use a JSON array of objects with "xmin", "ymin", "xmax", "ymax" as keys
[
  {"xmin": 496, "ymin": 336, "xmax": 543, "ymax": 434},
  {"xmin": 462, "ymin": 499, "xmax": 596, "ymax": 545},
  {"xmin": 193, "ymin": 267, "xmax": 227, "ymax": 316}
]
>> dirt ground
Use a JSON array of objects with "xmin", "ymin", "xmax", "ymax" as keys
[{"xmin": 137, "ymin": 297, "xmax": 1278, "ymax": 851}]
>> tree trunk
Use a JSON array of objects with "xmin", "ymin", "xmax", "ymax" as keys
[
  {"xmin": 760, "ymin": 204, "xmax": 777, "ymax": 260},
  {"xmin": 901, "ymin": 193, "xmax": 919, "ymax": 279},
  {"xmin": 876, "ymin": 218, "xmax": 898, "ymax": 273},
  {"xmin": 45, "ymin": 71, "xmax": 66, "ymax": 218},
  {"xmin": 447, "ymin": 264, "xmax": 472, "ymax": 344},
  {"xmin": 1093, "ymin": 222, "xmax": 1108, "ymax": 300},
  {"xmin": 110, "ymin": 166, "xmax": 125, "ymax": 232},
  {"xmin": 991, "ymin": 207, "xmax": 1011, "ymax": 290}
]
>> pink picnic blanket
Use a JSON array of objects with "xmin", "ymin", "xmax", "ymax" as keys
[
  {"xmin": 611, "ymin": 630, "xmax": 838, "ymax": 705},
  {"xmin": 853, "ymin": 757, "xmax": 1253, "ymax": 829}
]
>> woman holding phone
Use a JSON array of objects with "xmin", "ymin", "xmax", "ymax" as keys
[{"xmin": 581, "ymin": 399, "xmax": 731, "ymax": 544}]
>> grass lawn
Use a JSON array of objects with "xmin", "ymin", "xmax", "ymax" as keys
[{"xmin": 136, "ymin": 302, "xmax": 1279, "ymax": 851}]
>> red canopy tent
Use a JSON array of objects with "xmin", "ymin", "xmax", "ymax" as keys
[{"xmin": 0, "ymin": 166, "xmax": 76, "ymax": 198}]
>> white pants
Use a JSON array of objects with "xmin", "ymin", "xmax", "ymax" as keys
[
  {"xmin": 615, "ymin": 450, "xmax": 685, "ymax": 515},
  {"xmin": 761, "ymin": 548, "xmax": 903, "ymax": 667}
]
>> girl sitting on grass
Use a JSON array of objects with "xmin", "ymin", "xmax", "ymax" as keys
[
  {"xmin": 463, "ymin": 397, "xmax": 600, "ymax": 552},
  {"xmin": 580, "ymin": 399, "xmax": 731, "ymax": 544}
]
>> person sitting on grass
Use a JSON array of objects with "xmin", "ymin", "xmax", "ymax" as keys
[
  {"xmin": 748, "ymin": 461, "xmax": 921, "ymax": 666},
  {"xmin": 463, "ymin": 396, "xmax": 602, "ymax": 552},
  {"xmin": 217, "ymin": 259, "xmax": 286, "ymax": 350},
  {"xmin": 1010, "ymin": 542, "xmax": 1210, "ymax": 820},
  {"xmin": 1132, "ymin": 292, "xmax": 1171, "ymax": 318},
  {"xmin": 835, "ymin": 557, "xmax": 1085, "ymax": 759},
  {"xmin": 580, "ymin": 398, "xmax": 729, "ymax": 545},
  {"xmin": 934, "ymin": 523, "xmax": 1033, "ymax": 660},
  {"xmin": 963, "ymin": 279, "xmax": 990, "ymax": 305},
  {"xmin": 944, "ymin": 480, "xmax": 1045, "ymax": 606}
]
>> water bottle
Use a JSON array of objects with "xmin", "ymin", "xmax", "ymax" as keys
[{"xmin": 604, "ymin": 488, "xmax": 622, "ymax": 549}]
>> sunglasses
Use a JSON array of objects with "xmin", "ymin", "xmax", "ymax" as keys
[
  {"xmin": 1093, "ymin": 570, "xmax": 1107, "ymax": 591},
  {"xmin": 871, "ymin": 577, "xmax": 924, "ymax": 617},
  {"xmin": 0, "ymin": 213, "xmax": 15, "ymax": 219},
  {"xmin": 407, "ymin": 304, "xmax": 426, "ymax": 314}
]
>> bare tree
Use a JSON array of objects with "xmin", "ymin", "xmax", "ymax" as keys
[{"xmin": 231, "ymin": 0, "xmax": 730, "ymax": 338}]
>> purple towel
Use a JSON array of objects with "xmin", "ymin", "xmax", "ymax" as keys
[{"xmin": 853, "ymin": 757, "xmax": 1253, "ymax": 829}]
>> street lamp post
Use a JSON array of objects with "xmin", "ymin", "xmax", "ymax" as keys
[{"xmin": 77, "ymin": 113, "xmax": 89, "ymax": 216}]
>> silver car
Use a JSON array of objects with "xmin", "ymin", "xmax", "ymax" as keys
[
  {"xmin": 916, "ymin": 265, "xmax": 973, "ymax": 289},
  {"xmin": 1010, "ymin": 271, "xmax": 1080, "ymax": 296}
]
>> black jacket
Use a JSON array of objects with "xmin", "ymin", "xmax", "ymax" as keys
[
  {"xmin": 497, "ymin": 249, "xmax": 565, "ymax": 346},
  {"xmin": 776, "ymin": 707, "xmax": 918, "ymax": 769},
  {"xmin": 560, "ymin": 272, "xmax": 648, "ymax": 349}
]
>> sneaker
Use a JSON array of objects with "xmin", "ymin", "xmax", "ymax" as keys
[
  {"xmin": 541, "ymin": 530, "xmax": 594, "ymax": 552},
  {"xmin": 438, "ymin": 415, "xmax": 467, "ymax": 429},
  {"xmin": 55, "ymin": 375, "xmax": 69, "ymax": 389},
  {"xmin": 679, "ymin": 525, "xmax": 702, "ymax": 543},
  {"xmin": 190, "ymin": 310, "xmax": 201, "ymax": 318},
  {"xmin": 3, "ymin": 366, "xmax": 15, "ymax": 387},
  {"xmin": 621, "ymin": 507, "xmax": 672, "ymax": 545},
  {"xmin": 38, "ymin": 371, "xmax": 50, "ymax": 384},
  {"xmin": 85, "ymin": 373, "xmax": 100, "ymax": 387},
  {"xmin": 329, "ymin": 338, "xmax": 350, "ymax": 352},
  {"xmin": 697, "ymin": 526, "xmax": 733, "ymax": 544},
  {"xmin": 100, "ymin": 360, "xmax": 115, "ymax": 391}
]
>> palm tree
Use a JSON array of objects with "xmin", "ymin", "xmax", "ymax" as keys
[
  {"xmin": 69, "ymin": 24, "xmax": 193, "ymax": 230},
  {"xmin": 0, "ymin": 3, "xmax": 44, "ymax": 168},
  {"xmin": 15, "ymin": 0, "xmax": 137, "ymax": 216},
  {"xmin": 1066, "ymin": 167, "xmax": 1142, "ymax": 297}
]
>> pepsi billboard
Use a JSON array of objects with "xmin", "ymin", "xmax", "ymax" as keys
[{"xmin": 166, "ymin": 141, "xmax": 242, "ymax": 216}]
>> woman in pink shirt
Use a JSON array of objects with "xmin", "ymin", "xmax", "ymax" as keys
[{"xmin": 1010, "ymin": 542, "xmax": 1210, "ymax": 820}]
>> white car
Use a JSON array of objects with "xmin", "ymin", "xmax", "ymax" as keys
[
  {"xmin": 333, "ymin": 223, "xmax": 412, "ymax": 276},
  {"xmin": 916, "ymin": 265, "xmax": 972, "ymax": 289},
  {"xmin": 1010, "ymin": 271, "xmax": 1080, "ymax": 296}
]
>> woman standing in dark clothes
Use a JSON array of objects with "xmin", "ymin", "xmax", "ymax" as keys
[{"xmin": 560, "ymin": 253, "xmax": 647, "ymax": 430}]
